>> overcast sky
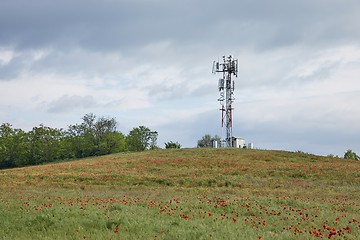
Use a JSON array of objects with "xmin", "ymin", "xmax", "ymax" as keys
[{"xmin": 1, "ymin": 0, "xmax": 359, "ymax": 156}]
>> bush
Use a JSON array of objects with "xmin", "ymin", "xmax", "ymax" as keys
[
  {"xmin": 344, "ymin": 149, "xmax": 359, "ymax": 160},
  {"xmin": 165, "ymin": 141, "xmax": 181, "ymax": 149}
]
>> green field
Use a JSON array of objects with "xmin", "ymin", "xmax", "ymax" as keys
[{"xmin": 0, "ymin": 148, "xmax": 359, "ymax": 239}]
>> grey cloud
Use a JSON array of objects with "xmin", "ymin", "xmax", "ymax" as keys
[
  {"xmin": 47, "ymin": 95, "xmax": 98, "ymax": 113},
  {"xmin": 297, "ymin": 62, "xmax": 338, "ymax": 82},
  {"xmin": 0, "ymin": 53, "xmax": 32, "ymax": 80},
  {"xmin": 148, "ymin": 82, "xmax": 188, "ymax": 100},
  {"xmin": 1, "ymin": 0, "xmax": 359, "ymax": 84},
  {"xmin": 1, "ymin": 0, "xmax": 206, "ymax": 51},
  {"xmin": 0, "ymin": 58, "xmax": 23, "ymax": 80},
  {"xmin": 147, "ymin": 80, "xmax": 202, "ymax": 101},
  {"xmin": 147, "ymin": 80, "xmax": 216, "ymax": 101},
  {"xmin": 2, "ymin": 0, "xmax": 360, "ymax": 53}
]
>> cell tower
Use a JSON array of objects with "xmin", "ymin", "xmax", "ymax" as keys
[{"xmin": 212, "ymin": 55, "xmax": 238, "ymax": 148}]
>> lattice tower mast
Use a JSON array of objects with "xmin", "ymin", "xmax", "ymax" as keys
[{"xmin": 212, "ymin": 55, "xmax": 238, "ymax": 148}]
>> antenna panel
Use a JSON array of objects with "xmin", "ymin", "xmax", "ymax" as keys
[
  {"xmin": 218, "ymin": 78, "xmax": 224, "ymax": 91},
  {"xmin": 212, "ymin": 61, "xmax": 216, "ymax": 74}
]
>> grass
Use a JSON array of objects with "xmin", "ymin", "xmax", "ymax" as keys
[{"xmin": 0, "ymin": 148, "xmax": 359, "ymax": 239}]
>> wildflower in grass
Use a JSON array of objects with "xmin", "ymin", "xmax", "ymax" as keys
[
  {"xmin": 328, "ymin": 231, "xmax": 337, "ymax": 238},
  {"xmin": 232, "ymin": 218, "xmax": 236, "ymax": 223},
  {"xmin": 114, "ymin": 226, "xmax": 119, "ymax": 233}
]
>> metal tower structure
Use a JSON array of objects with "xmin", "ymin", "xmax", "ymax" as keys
[{"xmin": 212, "ymin": 55, "xmax": 238, "ymax": 148}]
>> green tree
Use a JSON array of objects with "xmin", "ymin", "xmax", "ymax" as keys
[
  {"xmin": 80, "ymin": 113, "xmax": 98, "ymax": 156},
  {"xmin": 197, "ymin": 134, "xmax": 221, "ymax": 148},
  {"xmin": 107, "ymin": 131, "xmax": 127, "ymax": 153},
  {"xmin": 65, "ymin": 113, "xmax": 125, "ymax": 157},
  {"xmin": 344, "ymin": 149, "xmax": 359, "ymax": 160},
  {"xmin": 27, "ymin": 124, "xmax": 63, "ymax": 165},
  {"xmin": 165, "ymin": 141, "xmax": 181, "ymax": 149},
  {"xmin": 93, "ymin": 116, "xmax": 120, "ymax": 154},
  {"xmin": 0, "ymin": 123, "xmax": 29, "ymax": 168},
  {"xmin": 126, "ymin": 126, "xmax": 156, "ymax": 151},
  {"xmin": 65, "ymin": 123, "xmax": 88, "ymax": 158},
  {"xmin": 149, "ymin": 131, "xmax": 158, "ymax": 150},
  {"xmin": 97, "ymin": 131, "xmax": 127, "ymax": 155}
]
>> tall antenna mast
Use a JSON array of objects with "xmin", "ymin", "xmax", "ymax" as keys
[{"xmin": 212, "ymin": 55, "xmax": 238, "ymax": 148}]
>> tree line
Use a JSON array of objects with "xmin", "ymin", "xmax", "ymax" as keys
[{"xmin": 0, "ymin": 113, "xmax": 158, "ymax": 169}]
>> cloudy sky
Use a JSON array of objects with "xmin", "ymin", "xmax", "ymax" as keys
[{"xmin": 1, "ymin": 0, "xmax": 359, "ymax": 156}]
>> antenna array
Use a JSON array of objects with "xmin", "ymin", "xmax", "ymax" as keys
[{"xmin": 212, "ymin": 55, "xmax": 238, "ymax": 148}]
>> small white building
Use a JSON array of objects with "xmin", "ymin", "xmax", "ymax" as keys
[
  {"xmin": 232, "ymin": 137, "xmax": 246, "ymax": 148},
  {"xmin": 212, "ymin": 137, "xmax": 247, "ymax": 148},
  {"xmin": 212, "ymin": 139, "xmax": 218, "ymax": 148}
]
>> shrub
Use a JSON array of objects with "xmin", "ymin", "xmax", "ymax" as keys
[
  {"xmin": 344, "ymin": 149, "xmax": 360, "ymax": 160},
  {"xmin": 165, "ymin": 141, "xmax": 181, "ymax": 149}
]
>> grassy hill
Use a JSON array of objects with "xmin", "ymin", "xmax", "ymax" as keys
[{"xmin": 0, "ymin": 148, "xmax": 359, "ymax": 239}]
